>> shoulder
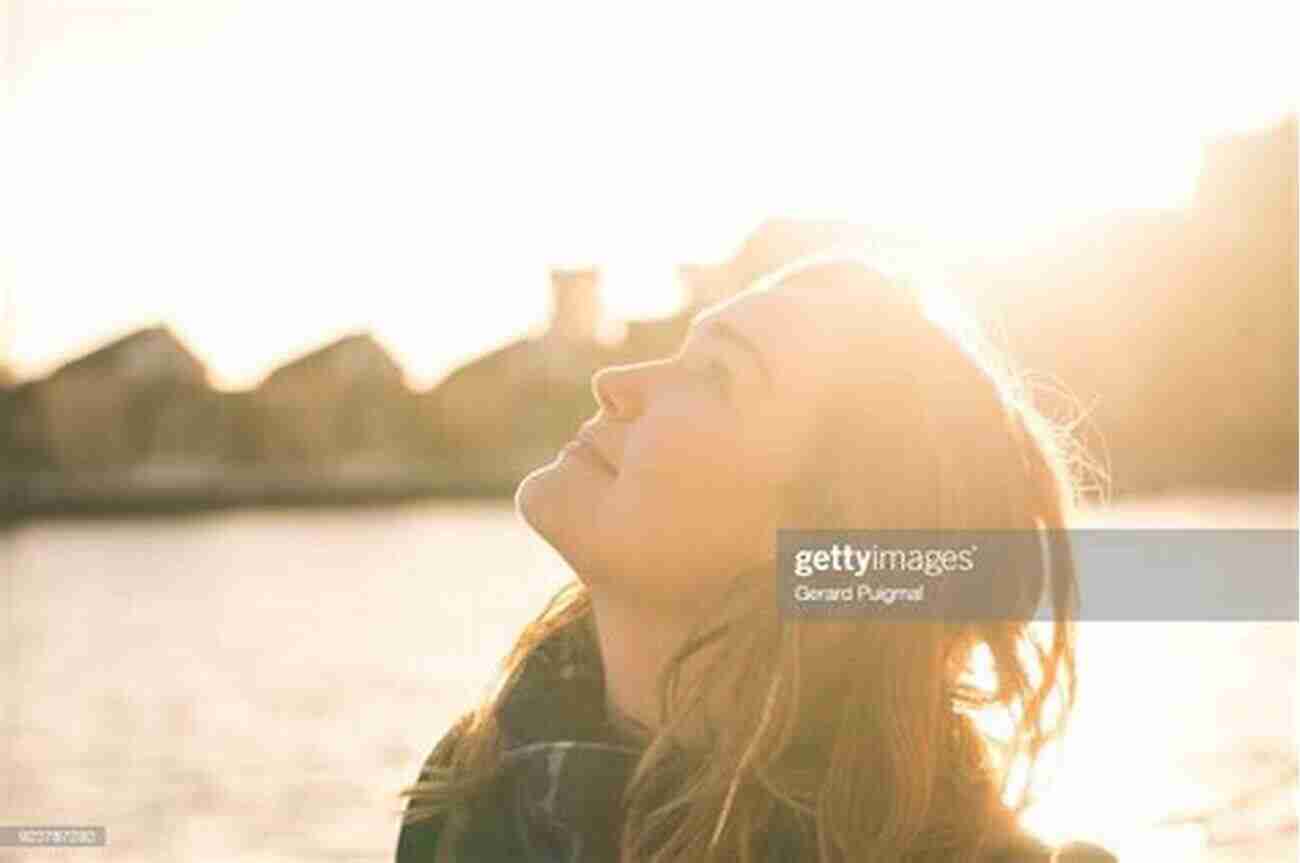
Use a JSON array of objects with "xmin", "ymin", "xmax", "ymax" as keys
[
  {"xmin": 424, "ymin": 713, "xmax": 476, "ymax": 766},
  {"xmin": 395, "ymin": 806, "xmax": 446, "ymax": 863},
  {"xmin": 394, "ymin": 715, "xmax": 475, "ymax": 863}
]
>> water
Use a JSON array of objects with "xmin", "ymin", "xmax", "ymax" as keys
[{"xmin": 1, "ymin": 495, "xmax": 1294, "ymax": 861}]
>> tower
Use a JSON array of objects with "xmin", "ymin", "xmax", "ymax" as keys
[
  {"xmin": 677, "ymin": 262, "xmax": 735, "ymax": 311},
  {"xmin": 547, "ymin": 267, "xmax": 602, "ymax": 345}
]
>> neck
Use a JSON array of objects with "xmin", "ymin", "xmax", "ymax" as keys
[{"xmin": 589, "ymin": 590, "xmax": 721, "ymax": 744}]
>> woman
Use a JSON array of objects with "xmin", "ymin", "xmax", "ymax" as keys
[{"xmin": 395, "ymin": 253, "xmax": 1118, "ymax": 862}]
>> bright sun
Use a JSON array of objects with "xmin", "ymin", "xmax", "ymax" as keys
[{"xmin": 4, "ymin": 1, "xmax": 1296, "ymax": 389}]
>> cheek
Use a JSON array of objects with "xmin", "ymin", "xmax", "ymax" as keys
[
  {"xmin": 628, "ymin": 410, "xmax": 741, "ymax": 500},
  {"xmin": 609, "ymin": 410, "xmax": 779, "ymax": 556}
]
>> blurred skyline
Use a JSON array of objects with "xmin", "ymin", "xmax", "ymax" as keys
[{"xmin": 3, "ymin": 1, "xmax": 1297, "ymax": 390}]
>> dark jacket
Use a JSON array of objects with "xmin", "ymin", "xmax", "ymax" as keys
[{"xmin": 395, "ymin": 627, "xmax": 1118, "ymax": 862}]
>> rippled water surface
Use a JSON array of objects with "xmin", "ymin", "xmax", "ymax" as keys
[{"xmin": 1, "ymin": 494, "xmax": 1294, "ymax": 861}]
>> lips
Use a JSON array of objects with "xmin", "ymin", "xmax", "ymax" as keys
[{"xmin": 574, "ymin": 431, "xmax": 618, "ymax": 476}]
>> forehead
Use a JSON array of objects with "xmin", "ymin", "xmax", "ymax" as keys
[{"xmin": 691, "ymin": 263, "xmax": 900, "ymax": 396}]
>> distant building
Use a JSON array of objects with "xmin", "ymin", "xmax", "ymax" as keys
[
  {"xmin": 425, "ymin": 267, "xmax": 609, "ymax": 480},
  {"xmin": 611, "ymin": 222, "xmax": 873, "ymax": 366},
  {"xmin": 678, "ymin": 262, "xmax": 734, "ymax": 311},
  {"xmin": 0, "ymin": 381, "xmax": 54, "ymax": 471},
  {"xmin": 545, "ymin": 267, "xmax": 602, "ymax": 344},
  {"xmin": 6, "ymin": 325, "xmax": 221, "ymax": 471},
  {"xmin": 601, "ymin": 269, "xmax": 699, "ymax": 366},
  {"xmin": 610, "ymin": 223, "xmax": 877, "ymax": 367},
  {"xmin": 254, "ymin": 331, "xmax": 422, "ymax": 465},
  {"xmin": 609, "ymin": 311, "xmax": 690, "ymax": 365},
  {"xmin": 4, "ymin": 143, "xmax": 1294, "ymax": 504},
  {"xmin": 538, "ymin": 267, "xmax": 606, "ymax": 382}
]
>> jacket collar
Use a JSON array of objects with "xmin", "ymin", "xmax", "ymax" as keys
[
  {"xmin": 464, "ymin": 621, "xmax": 1075, "ymax": 863},
  {"xmin": 480, "ymin": 622, "xmax": 657, "ymax": 861},
  {"xmin": 480, "ymin": 622, "xmax": 820, "ymax": 862},
  {"xmin": 494, "ymin": 619, "xmax": 634, "ymax": 750}
]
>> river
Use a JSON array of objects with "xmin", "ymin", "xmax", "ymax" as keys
[{"xmin": 1, "ymin": 494, "xmax": 1294, "ymax": 861}]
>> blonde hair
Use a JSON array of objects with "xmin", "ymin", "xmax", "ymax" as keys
[{"xmin": 399, "ymin": 253, "xmax": 1108, "ymax": 863}]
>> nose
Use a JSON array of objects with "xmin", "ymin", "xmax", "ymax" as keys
[{"xmin": 591, "ymin": 362, "xmax": 653, "ymax": 420}]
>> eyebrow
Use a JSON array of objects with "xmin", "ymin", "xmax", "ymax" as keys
[{"xmin": 692, "ymin": 318, "xmax": 773, "ymax": 391}]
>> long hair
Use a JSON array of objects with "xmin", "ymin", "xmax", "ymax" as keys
[{"xmin": 398, "ymin": 253, "xmax": 1108, "ymax": 863}]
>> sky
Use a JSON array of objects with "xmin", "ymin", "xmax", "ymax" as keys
[{"xmin": 3, "ymin": 0, "xmax": 1296, "ymax": 390}]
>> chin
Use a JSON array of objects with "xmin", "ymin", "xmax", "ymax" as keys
[
  {"xmin": 515, "ymin": 459, "xmax": 605, "ymax": 579},
  {"xmin": 516, "ymin": 460, "xmax": 577, "ymax": 545},
  {"xmin": 515, "ymin": 457, "xmax": 560, "ymax": 525}
]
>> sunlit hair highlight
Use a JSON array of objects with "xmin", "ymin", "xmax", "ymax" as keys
[{"xmin": 398, "ymin": 251, "xmax": 1108, "ymax": 863}]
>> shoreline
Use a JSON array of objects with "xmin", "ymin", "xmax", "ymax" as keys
[
  {"xmin": 0, "ymin": 465, "xmax": 522, "ymax": 522},
  {"xmin": 1, "ymin": 467, "xmax": 1294, "ymax": 525}
]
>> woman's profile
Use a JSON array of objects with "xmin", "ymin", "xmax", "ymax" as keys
[{"xmin": 395, "ymin": 253, "xmax": 1118, "ymax": 862}]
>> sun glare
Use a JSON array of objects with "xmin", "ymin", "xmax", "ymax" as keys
[{"xmin": 4, "ymin": 2, "xmax": 1295, "ymax": 389}]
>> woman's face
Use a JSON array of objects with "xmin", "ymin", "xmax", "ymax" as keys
[{"xmin": 517, "ymin": 264, "xmax": 885, "ymax": 611}]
